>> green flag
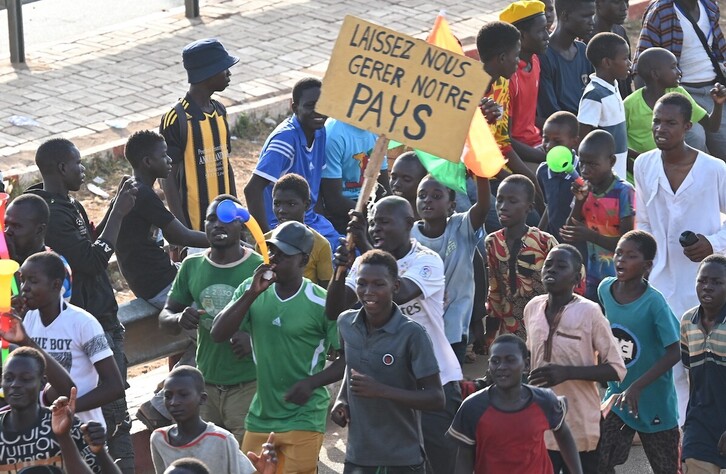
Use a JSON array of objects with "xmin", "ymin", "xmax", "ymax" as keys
[{"xmin": 387, "ymin": 141, "xmax": 467, "ymax": 194}]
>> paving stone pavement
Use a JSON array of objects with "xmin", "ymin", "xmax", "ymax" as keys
[{"xmin": 2, "ymin": 0, "xmax": 508, "ymax": 172}]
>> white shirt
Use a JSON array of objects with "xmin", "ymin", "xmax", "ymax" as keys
[
  {"xmin": 346, "ymin": 239, "xmax": 463, "ymax": 384},
  {"xmin": 634, "ymin": 149, "xmax": 726, "ymax": 317},
  {"xmin": 676, "ymin": 0, "xmax": 716, "ymax": 83},
  {"xmin": 24, "ymin": 303, "xmax": 114, "ymax": 426}
]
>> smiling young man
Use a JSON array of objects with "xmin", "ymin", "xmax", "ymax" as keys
[
  {"xmin": 327, "ymin": 196, "xmax": 462, "ymax": 474},
  {"xmin": 244, "ymin": 77, "xmax": 341, "ymax": 252},
  {"xmin": 634, "ymin": 92, "xmax": 726, "ymax": 424},
  {"xmin": 211, "ymin": 221, "xmax": 344, "ymax": 474}
]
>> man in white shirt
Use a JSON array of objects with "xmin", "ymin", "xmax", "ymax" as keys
[
  {"xmin": 326, "ymin": 196, "xmax": 462, "ymax": 474},
  {"xmin": 635, "ymin": 92, "xmax": 726, "ymax": 424}
]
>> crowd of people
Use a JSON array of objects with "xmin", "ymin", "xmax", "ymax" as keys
[{"xmin": 2, "ymin": 0, "xmax": 726, "ymax": 472}]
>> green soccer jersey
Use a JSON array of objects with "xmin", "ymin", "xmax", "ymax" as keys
[
  {"xmin": 169, "ymin": 250, "xmax": 263, "ymax": 385},
  {"xmin": 232, "ymin": 278, "xmax": 339, "ymax": 433}
]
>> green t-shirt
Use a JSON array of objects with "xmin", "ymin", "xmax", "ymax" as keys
[
  {"xmin": 232, "ymin": 278, "xmax": 338, "ymax": 433},
  {"xmin": 624, "ymin": 86, "xmax": 707, "ymax": 153},
  {"xmin": 169, "ymin": 250, "xmax": 263, "ymax": 385}
]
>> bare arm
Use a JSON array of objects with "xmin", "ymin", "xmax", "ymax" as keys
[
  {"xmin": 160, "ymin": 168, "xmax": 190, "ymax": 229},
  {"xmin": 468, "ymin": 176, "xmax": 491, "ymax": 231},
  {"xmin": 553, "ymin": 422, "xmax": 583, "ymax": 474},
  {"xmin": 511, "ymin": 138, "xmax": 546, "ymax": 164},
  {"xmin": 244, "ymin": 175, "xmax": 272, "ymax": 233},
  {"xmin": 349, "ymin": 370, "xmax": 445, "ymax": 411},
  {"xmin": 320, "ymin": 178, "xmax": 356, "ymax": 217},
  {"xmin": 74, "ymin": 357, "xmax": 124, "ymax": 414},
  {"xmin": 616, "ymin": 342, "xmax": 680, "ymax": 417},
  {"xmin": 162, "ymin": 219, "xmax": 209, "ymax": 248},
  {"xmin": 529, "ymin": 363, "xmax": 620, "ymax": 387}
]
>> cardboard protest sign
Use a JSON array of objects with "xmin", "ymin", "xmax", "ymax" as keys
[{"xmin": 317, "ymin": 15, "xmax": 491, "ymax": 163}]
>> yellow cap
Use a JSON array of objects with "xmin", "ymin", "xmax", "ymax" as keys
[{"xmin": 499, "ymin": 0, "xmax": 546, "ymax": 25}]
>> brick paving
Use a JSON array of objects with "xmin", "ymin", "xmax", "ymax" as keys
[{"xmin": 1, "ymin": 0, "xmax": 508, "ymax": 173}]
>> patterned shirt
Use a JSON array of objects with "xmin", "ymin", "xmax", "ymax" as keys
[
  {"xmin": 635, "ymin": 0, "xmax": 726, "ymax": 68},
  {"xmin": 485, "ymin": 227, "xmax": 558, "ymax": 340},
  {"xmin": 486, "ymin": 77, "xmax": 513, "ymax": 155}
]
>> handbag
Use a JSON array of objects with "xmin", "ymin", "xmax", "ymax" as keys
[{"xmin": 674, "ymin": 0, "xmax": 726, "ymax": 84}]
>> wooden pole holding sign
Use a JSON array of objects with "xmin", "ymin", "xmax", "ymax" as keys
[{"xmin": 334, "ymin": 135, "xmax": 389, "ymax": 281}]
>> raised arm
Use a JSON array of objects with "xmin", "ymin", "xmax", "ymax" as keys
[
  {"xmin": 210, "ymin": 264, "xmax": 271, "ymax": 341},
  {"xmin": 244, "ymin": 175, "xmax": 272, "ymax": 233},
  {"xmin": 162, "ymin": 218, "xmax": 209, "ymax": 248}
]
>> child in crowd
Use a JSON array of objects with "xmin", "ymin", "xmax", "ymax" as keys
[
  {"xmin": 18, "ymin": 252, "xmax": 124, "ymax": 427},
  {"xmin": 500, "ymin": 0, "xmax": 551, "ymax": 165},
  {"xmin": 390, "ymin": 151, "xmax": 427, "ymax": 220},
  {"xmin": 561, "ymin": 130, "xmax": 634, "ymax": 302},
  {"xmin": 578, "ymin": 32, "xmax": 631, "ymax": 179},
  {"xmin": 411, "ymin": 174, "xmax": 490, "ymax": 363},
  {"xmin": 263, "ymin": 173, "xmax": 332, "ymax": 287},
  {"xmin": 164, "ymin": 458, "xmax": 211, "ymax": 474},
  {"xmin": 538, "ymin": 0, "xmax": 595, "ymax": 118},
  {"xmin": 681, "ymin": 255, "xmax": 726, "ymax": 473},
  {"xmin": 486, "ymin": 175, "xmax": 558, "ymax": 341},
  {"xmin": 525, "ymin": 244, "xmax": 626, "ymax": 473},
  {"xmin": 332, "ymin": 250, "xmax": 445, "ymax": 473},
  {"xmin": 116, "ymin": 130, "xmax": 208, "ymax": 308},
  {"xmin": 625, "ymin": 47, "xmax": 726, "ymax": 157},
  {"xmin": 150, "ymin": 366, "xmax": 277, "ymax": 474},
  {"xmin": 447, "ymin": 334, "xmax": 583, "ymax": 474},
  {"xmin": 536, "ymin": 111, "xmax": 581, "ymax": 243},
  {"xmin": 541, "ymin": 0, "xmax": 555, "ymax": 31},
  {"xmin": 0, "ymin": 347, "xmax": 119, "ymax": 473},
  {"xmin": 597, "ymin": 231, "xmax": 681, "ymax": 473},
  {"xmin": 478, "ymin": 21, "xmax": 542, "ymax": 192},
  {"xmin": 586, "ymin": 0, "xmax": 632, "ymax": 98}
]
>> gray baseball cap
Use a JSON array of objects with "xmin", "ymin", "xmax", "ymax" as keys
[{"xmin": 266, "ymin": 221, "xmax": 314, "ymax": 255}]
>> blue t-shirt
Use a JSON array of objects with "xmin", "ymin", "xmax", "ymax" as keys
[
  {"xmin": 599, "ymin": 277, "xmax": 680, "ymax": 433},
  {"xmin": 254, "ymin": 115, "xmax": 340, "ymax": 249},
  {"xmin": 536, "ymin": 159, "xmax": 578, "ymax": 243},
  {"xmin": 322, "ymin": 119, "xmax": 387, "ymax": 200},
  {"xmin": 537, "ymin": 41, "xmax": 593, "ymax": 117}
]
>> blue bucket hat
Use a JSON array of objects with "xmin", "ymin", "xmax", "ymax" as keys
[{"xmin": 182, "ymin": 38, "xmax": 239, "ymax": 84}]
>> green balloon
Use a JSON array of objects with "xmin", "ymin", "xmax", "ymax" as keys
[{"xmin": 546, "ymin": 145, "xmax": 574, "ymax": 174}]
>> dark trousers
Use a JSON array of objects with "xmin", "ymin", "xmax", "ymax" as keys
[
  {"xmin": 421, "ymin": 381, "xmax": 462, "ymax": 474},
  {"xmin": 343, "ymin": 461, "xmax": 426, "ymax": 473},
  {"xmin": 548, "ymin": 449, "xmax": 599, "ymax": 474},
  {"xmin": 103, "ymin": 326, "xmax": 134, "ymax": 473}
]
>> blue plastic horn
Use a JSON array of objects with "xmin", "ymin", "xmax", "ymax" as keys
[{"xmin": 217, "ymin": 199, "xmax": 250, "ymax": 223}]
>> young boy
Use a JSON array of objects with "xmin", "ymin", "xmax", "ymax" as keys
[
  {"xmin": 263, "ymin": 173, "xmax": 332, "ymax": 287},
  {"xmin": 525, "ymin": 244, "xmax": 626, "ymax": 473},
  {"xmin": 597, "ymin": 230, "xmax": 681, "ymax": 473},
  {"xmin": 500, "ymin": 1, "xmax": 551, "ymax": 164},
  {"xmin": 478, "ymin": 21, "xmax": 541, "ymax": 194},
  {"xmin": 160, "ymin": 38, "xmax": 238, "ymax": 231},
  {"xmin": 390, "ymin": 151, "xmax": 427, "ymax": 220},
  {"xmin": 541, "ymin": 0, "xmax": 555, "ymax": 32},
  {"xmin": 585, "ymin": 0, "xmax": 632, "ymax": 98},
  {"xmin": 536, "ymin": 111, "xmax": 581, "ymax": 243},
  {"xmin": 331, "ymin": 250, "xmax": 445, "ymax": 473},
  {"xmin": 560, "ymin": 130, "xmax": 634, "ymax": 301},
  {"xmin": 538, "ymin": 0, "xmax": 595, "ymax": 118},
  {"xmin": 326, "ymin": 196, "xmax": 462, "ymax": 474},
  {"xmin": 577, "ymin": 32, "xmax": 631, "ymax": 179},
  {"xmin": 116, "ymin": 130, "xmax": 209, "ymax": 308},
  {"xmin": 681, "ymin": 255, "xmax": 726, "ymax": 472},
  {"xmin": 0, "ymin": 347, "xmax": 119, "ymax": 473},
  {"xmin": 447, "ymin": 334, "xmax": 583, "ymax": 474},
  {"xmin": 625, "ymin": 47, "xmax": 726, "ymax": 156},
  {"xmin": 211, "ymin": 221, "xmax": 344, "ymax": 474},
  {"xmin": 165, "ymin": 458, "xmax": 210, "ymax": 474},
  {"xmin": 244, "ymin": 77, "xmax": 340, "ymax": 252},
  {"xmin": 150, "ymin": 366, "xmax": 277, "ymax": 474},
  {"xmin": 19, "ymin": 252, "xmax": 124, "ymax": 427},
  {"xmin": 412, "ymin": 174, "xmax": 490, "ymax": 363},
  {"xmin": 486, "ymin": 174, "xmax": 558, "ymax": 341}
]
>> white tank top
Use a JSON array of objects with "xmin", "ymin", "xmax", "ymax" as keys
[{"xmin": 676, "ymin": 0, "xmax": 717, "ymax": 83}]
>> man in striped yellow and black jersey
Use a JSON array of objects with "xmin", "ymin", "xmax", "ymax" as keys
[{"xmin": 160, "ymin": 38, "xmax": 239, "ymax": 231}]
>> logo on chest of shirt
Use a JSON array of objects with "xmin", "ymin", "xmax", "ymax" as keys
[
  {"xmin": 272, "ymin": 316, "xmax": 282, "ymax": 327},
  {"xmin": 611, "ymin": 325, "xmax": 640, "ymax": 368},
  {"xmin": 382, "ymin": 353, "xmax": 395, "ymax": 366}
]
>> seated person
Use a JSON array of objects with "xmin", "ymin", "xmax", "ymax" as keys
[
  {"xmin": 115, "ymin": 130, "xmax": 209, "ymax": 308},
  {"xmin": 150, "ymin": 366, "xmax": 277, "ymax": 474}
]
